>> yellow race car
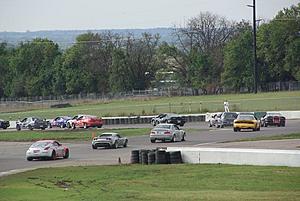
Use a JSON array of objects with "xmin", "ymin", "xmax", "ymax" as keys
[{"xmin": 233, "ymin": 115, "xmax": 260, "ymax": 132}]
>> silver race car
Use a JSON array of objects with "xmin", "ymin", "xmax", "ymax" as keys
[
  {"xmin": 26, "ymin": 140, "xmax": 70, "ymax": 161},
  {"xmin": 92, "ymin": 132, "xmax": 128, "ymax": 149},
  {"xmin": 150, "ymin": 123, "xmax": 186, "ymax": 143}
]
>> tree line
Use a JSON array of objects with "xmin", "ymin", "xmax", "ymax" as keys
[{"xmin": 0, "ymin": 4, "xmax": 299, "ymax": 98}]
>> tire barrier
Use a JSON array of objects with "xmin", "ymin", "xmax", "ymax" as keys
[
  {"xmin": 140, "ymin": 150, "xmax": 149, "ymax": 165},
  {"xmin": 103, "ymin": 114, "xmax": 205, "ymax": 125},
  {"xmin": 130, "ymin": 148, "xmax": 182, "ymax": 165},
  {"xmin": 169, "ymin": 151, "xmax": 182, "ymax": 164},
  {"xmin": 130, "ymin": 150, "xmax": 140, "ymax": 164},
  {"xmin": 148, "ymin": 151, "xmax": 156, "ymax": 165}
]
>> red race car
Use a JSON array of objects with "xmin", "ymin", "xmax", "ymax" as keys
[{"xmin": 67, "ymin": 115, "xmax": 103, "ymax": 129}]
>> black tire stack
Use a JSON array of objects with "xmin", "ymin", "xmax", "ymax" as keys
[
  {"xmin": 130, "ymin": 150, "xmax": 140, "ymax": 164},
  {"xmin": 130, "ymin": 148, "xmax": 182, "ymax": 165}
]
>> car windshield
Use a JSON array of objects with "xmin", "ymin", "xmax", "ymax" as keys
[
  {"xmin": 238, "ymin": 115, "xmax": 255, "ymax": 120},
  {"xmin": 155, "ymin": 125, "xmax": 171, "ymax": 129},
  {"xmin": 30, "ymin": 141, "xmax": 51, "ymax": 148},
  {"xmin": 99, "ymin": 134, "xmax": 113, "ymax": 138},
  {"xmin": 223, "ymin": 113, "xmax": 237, "ymax": 119},
  {"xmin": 268, "ymin": 113, "xmax": 281, "ymax": 116}
]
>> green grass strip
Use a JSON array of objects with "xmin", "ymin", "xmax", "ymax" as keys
[{"xmin": 0, "ymin": 164, "xmax": 299, "ymax": 201}]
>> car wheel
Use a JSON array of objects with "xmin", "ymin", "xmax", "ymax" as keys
[
  {"xmin": 171, "ymin": 135, "xmax": 175, "ymax": 142},
  {"xmin": 97, "ymin": 125, "xmax": 102, "ymax": 128},
  {"xmin": 92, "ymin": 144, "xmax": 97, "ymax": 149},
  {"xmin": 113, "ymin": 142, "xmax": 118, "ymax": 149},
  {"xmin": 16, "ymin": 125, "xmax": 21, "ymax": 131},
  {"xmin": 83, "ymin": 123, "xmax": 88, "ymax": 129},
  {"xmin": 63, "ymin": 149, "xmax": 69, "ymax": 159},
  {"xmin": 233, "ymin": 128, "xmax": 238, "ymax": 132},
  {"xmin": 3, "ymin": 126, "xmax": 7, "ymax": 129},
  {"xmin": 67, "ymin": 122, "xmax": 72, "ymax": 129},
  {"xmin": 151, "ymin": 139, "xmax": 156, "ymax": 143},
  {"xmin": 253, "ymin": 128, "xmax": 256, "ymax": 131},
  {"xmin": 181, "ymin": 134, "xmax": 185, "ymax": 141},
  {"xmin": 257, "ymin": 127, "xmax": 260, "ymax": 131},
  {"xmin": 41, "ymin": 127, "xmax": 45, "ymax": 130},
  {"xmin": 209, "ymin": 123, "xmax": 212, "ymax": 127},
  {"xmin": 151, "ymin": 121, "xmax": 156, "ymax": 126},
  {"xmin": 72, "ymin": 123, "xmax": 76, "ymax": 129},
  {"xmin": 123, "ymin": 140, "xmax": 128, "ymax": 147},
  {"xmin": 28, "ymin": 125, "xmax": 33, "ymax": 130},
  {"xmin": 60, "ymin": 124, "xmax": 65, "ymax": 128},
  {"xmin": 51, "ymin": 151, "xmax": 56, "ymax": 160},
  {"xmin": 27, "ymin": 157, "xmax": 33, "ymax": 161}
]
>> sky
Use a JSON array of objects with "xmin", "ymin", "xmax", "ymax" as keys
[{"xmin": 0, "ymin": 0, "xmax": 298, "ymax": 32}]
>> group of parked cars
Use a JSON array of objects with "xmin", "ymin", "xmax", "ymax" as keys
[
  {"xmin": 12, "ymin": 115, "xmax": 103, "ymax": 131},
  {"xmin": 208, "ymin": 111, "xmax": 286, "ymax": 132}
]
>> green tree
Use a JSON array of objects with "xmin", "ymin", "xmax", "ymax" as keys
[
  {"xmin": 222, "ymin": 25, "xmax": 253, "ymax": 92},
  {"xmin": 257, "ymin": 3, "xmax": 300, "ymax": 83},
  {"xmin": 9, "ymin": 38, "xmax": 60, "ymax": 97}
]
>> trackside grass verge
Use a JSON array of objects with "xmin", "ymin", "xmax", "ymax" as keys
[
  {"xmin": 0, "ymin": 164, "xmax": 299, "ymax": 201},
  {"xmin": 0, "ymin": 128, "xmax": 150, "ymax": 142},
  {"xmin": 227, "ymin": 132, "xmax": 300, "ymax": 143},
  {"xmin": 1, "ymin": 91, "xmax": 300, "ymax": 120}
]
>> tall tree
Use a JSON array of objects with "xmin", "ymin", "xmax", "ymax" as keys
[{"xmin": 222, "ymin": 23, "xmax": 254, "ymax": 92}]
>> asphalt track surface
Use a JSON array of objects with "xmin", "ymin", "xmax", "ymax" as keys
[{"xmin": 0, "ymin": 120, "xmax": 300, "ymax": 176}]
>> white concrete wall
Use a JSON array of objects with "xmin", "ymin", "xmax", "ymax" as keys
[{"xmin": 167, "ymin": 147, "xmax": 300, "ymax": 167}]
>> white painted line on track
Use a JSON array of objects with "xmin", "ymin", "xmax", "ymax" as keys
[{"xmin": 193, "ymin": 142, "xmax": 218, "ymax": 146}]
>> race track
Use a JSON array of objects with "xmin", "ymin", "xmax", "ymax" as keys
[{"xmin": 1, "ymin": 120, "xmax": 300, "ymax": 176}]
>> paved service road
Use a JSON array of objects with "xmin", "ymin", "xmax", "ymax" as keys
[{"xmin": 0, "ymin": 120, "xmax": 300, "ymax": 176}]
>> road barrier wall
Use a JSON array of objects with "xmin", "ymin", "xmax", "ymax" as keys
[{"xmin": 167, "ymin": 147, "xmax": 300, "ymax": 167}]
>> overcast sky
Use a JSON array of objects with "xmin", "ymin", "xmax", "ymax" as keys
[{"xmin": 0, "ymin": 0, "xmax": 298, "ymax": 32}]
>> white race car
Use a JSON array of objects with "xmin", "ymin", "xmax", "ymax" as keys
[
  {"xmin": 26, "ymin": 140, "xmax": 70, "ymax": 161},
  {"xmin": 150, "ymin": 123, "xmax": 186, "ymax": 143}
]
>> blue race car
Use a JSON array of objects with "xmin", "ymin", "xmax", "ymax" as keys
[{"xmin": 49, "ymin": 116, "xmax": 72, "ymax": 128}]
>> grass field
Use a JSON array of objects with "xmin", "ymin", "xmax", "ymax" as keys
[
  {"xmin": 0, "ymin": 128, "xmax": 151, "ymax": 142},
  {"xmin": 0, "ymin": 164, "xmax": 299, "ymax": 201},
  {"xmin": 0, "ymin": 91, "xmax": 299, "ymax": 120}
]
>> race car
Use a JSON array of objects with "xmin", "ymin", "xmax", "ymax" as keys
[
  {"xmin": 26, "ymin": 140, "xmax": 70, "ymax": 161},
  {"xmin": 233, "ymin": 115, "xmax": 260, "ymax": 132},
  {"xmin": 67, "ymin": 114, "xmax": 103, "ymax": 129},
  {"xmin": 92, "ymin": 132, "xmax": 128, "ymax": 149}
]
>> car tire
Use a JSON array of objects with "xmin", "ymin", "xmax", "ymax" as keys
[
  {"xmin": 28, "ymin": 125, "xmax": 33, "ymax": 130},
  {"xmin": 60, "ymin": 124, "xmax": 65, "ymax": 128},
  {"xmin": 51, "ymin": 151, "xmax": 56, "ymax": 160},
  {"xmin": 83, "ymin": 123, "xmax": 88, "ymax": 129},
  {"xmin": 181, "ymin": 134, "xmax": 185, "ymax": 141},
  {"xmin": 16, "ymin": 125, "xmax": 21, "ymax": 131},
  {"xmin": 63, "ymin": 149, "xmax": 69, "ymax": 159},
  {"xmin": 151, "ymin": 139, "xmax": 156, "ymax": 143},
  {"xmin": 123, "ymin": 140, "xmax": 128, "ymax": 147},
  {"xmin": 92, "ymin": 144, "xmax": 97, "ymax": 149},
  {"xmin": 113, "ymin": 142, "xmax": 118, "ymax": 149},
  {"xmin": 67, "ymin": 123, "xmax": 72, "ymax": 129},
  {"xmin": 72, "ymin": 123, "xmax": 76, "ymax": 129},
  {"xmin": 97, "ymin": 125, "xmax": 102, "ymax": 128},
  {"xmin": 27, "ymin": 157, "xmax": 33, "ymax": 161},
  {"xmin": 233, "ymin": 128, "xmax": 238, "ymax": 132},
  {"xmin": 171, "ymin": 135, "xmax": 175, "ymax": 142}
]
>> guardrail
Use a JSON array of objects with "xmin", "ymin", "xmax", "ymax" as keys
[{"xmin": 167, "ymin": 147, "xmax": 300, "ymax": 167}]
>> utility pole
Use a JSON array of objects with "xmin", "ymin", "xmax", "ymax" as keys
[{"xmin": 248, "ymin": 0, "xmax": 258, "ymax": 93}]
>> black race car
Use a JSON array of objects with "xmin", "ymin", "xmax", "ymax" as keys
[
  {"xmin": 261, "ymin": 112, "xmax": 286, "ymax": 127},
  {"xmin": 0, "ymin": 119, "xmax": 10, "ymax": 129},
  {"xmin": 151, "ymin": 113, "xmax": 186, "ymax": 126}
]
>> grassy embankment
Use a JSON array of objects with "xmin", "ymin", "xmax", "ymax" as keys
[
  {"xmin": 0, "ymin": 128, "xmax": 150, "ymax": 142},
  {"xmin": 0, "ymin": 91, "xmax": 299, "ymax": 120},
  {"xmin": 0, "ymin": 164, "xmax": 299, "ymax": 201}
]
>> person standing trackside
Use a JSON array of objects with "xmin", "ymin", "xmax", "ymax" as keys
[{"xmin": 224, "ymin": 100, "xmax": 230, "ymax": 112}]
